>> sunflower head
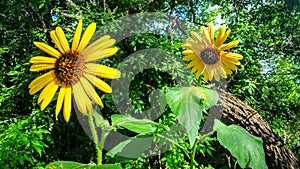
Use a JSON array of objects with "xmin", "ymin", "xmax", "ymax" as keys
[
  {"xmin": 182, "ymin": 23, "xmax": 243, "ymax": 82},
  {"xmin": 28, "ymin": 19, "xmax": 120, "ymax": 122}
]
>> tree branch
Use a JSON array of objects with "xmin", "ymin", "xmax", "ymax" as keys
[
  {"xmin": 24, "ymin": 0, "xmax": 48, "ymax": 33},
  {"xmin": 216, "ymin": 88, "xmax": 300, "ymax": 168}
]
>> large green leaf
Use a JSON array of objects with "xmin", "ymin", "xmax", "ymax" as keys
[
  {"xmin": 166, "ymin": 87, "xmax": 219, "ymax": 147},
  {"xmin": 213, "ymin": 120, "xmax": 268, "ymax": 169},
  {"xmin": 45, "ymin": 161, "xmax": 122, "ymax": 169},
  {"xmin": 111, "ymin": 114, "xmax": 158, "ymax": 134},
  {"xmin": 106, "ymin": 134, "xmax": 153, "ymax": 159}
]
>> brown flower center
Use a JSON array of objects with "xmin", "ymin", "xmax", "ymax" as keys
[
  {"xmin": 55, "ymin": 52, "xmax": 85, "ymax": 85},
  {"xmin": 199, "ymin": 47, "xmax": 220, "ymax": 65}
]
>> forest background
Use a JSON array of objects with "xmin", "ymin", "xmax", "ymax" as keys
[{"xmin": 0, "ymin": 0, "xmax": 299, "ymax": 168}]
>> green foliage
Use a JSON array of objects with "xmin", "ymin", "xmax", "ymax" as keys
[
  {"xmin": 0, "ymin": 0, "xmax": 299, "ymax": 168},
  {"xmin": 46, "ymin": 161, "xmax": 121, "ymax": 169},
  {"xmin": 213, "ymin": 120, "xmax": 268, "ymax": 169},
  {"xmin": 107, "ymin": 134, "xmax": 154, "ymax": 159},
  {"xmin": 111, "ymin": 114, "xmax": 158, "ymax": 134},
  {"xmin": 166, "ymin": 87, "xmax": 219, "ymax": 147},
  {"xmin": 0, "ymin": 115, "xmax": 53, "ymax": 168}
]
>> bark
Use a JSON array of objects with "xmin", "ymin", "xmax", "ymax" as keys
[{"xmin": 216, "ymin": 89, "xmax": 299, "ymax": 169}]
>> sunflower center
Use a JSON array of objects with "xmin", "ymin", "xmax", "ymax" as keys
[
  {"xmin": 199, "ymin": 47, "xmax": 220, "ymax": 65},
  {"xmin": 55, "ymin": 52, "xmax": 85, "ymax": 85}
]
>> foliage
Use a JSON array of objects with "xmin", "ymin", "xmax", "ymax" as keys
[
  {"xmin": 46, "ymin": 161, "xmax": 121, "ymax": 169},
  {"xmin": 166, "ymin": 87, "xmax": 218, "ymax": 147},
  {"xmin": 0, "ymin": 0, "xmax": 299, "ymax": 168},
  {"xmin": 0, "ymin": 115, "xmax": 53, "ymax": 168},
  {"xmin": 214, "ymin": 120, "xmax": 268, "ymax": 169}
]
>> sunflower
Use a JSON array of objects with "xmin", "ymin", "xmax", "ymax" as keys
[
  {"xmin": 28, "ymin": 19, "xmax": 120, "ymax": 122},
  {"xmin": 182, "ymin": 23, "xmax": 243, "ymax": 81}
]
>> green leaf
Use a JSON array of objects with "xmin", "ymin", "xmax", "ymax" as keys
[
  {"xmin": 111, "ymin": 114, "xmax": 158, "ymax": 134},
  {"xmin": 213, "ymin": 120, "xmax": 268, "ymax": 169},
  {"xmin": 166, "ymin": 87, "xmax": 219, "ymax": 148},
  {"xmin": 93, "ymin": 112, "xmax": 110, "ymax": 129},
  {"xmin": 107, "ymin": 134, "xmax": 153, "ymax": 159},
  {"xmin": 45, "ymin": 161, "xmax": 121, "ymax": 169}
]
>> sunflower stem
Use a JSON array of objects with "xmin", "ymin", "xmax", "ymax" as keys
[
  {"xmin": 190, "ymin": 139, "xmax": 198, "ymax": 169},
  {"xmin": 190, "ymin": 131, "xmax": 215, "ymax": 168},
  {"xmin": 88, "ymin": 111, "xmax": 103, "ymax": 165},
  {"xmin": 156, "ymin": 134, "xmax": 190, "ymax": 160}
]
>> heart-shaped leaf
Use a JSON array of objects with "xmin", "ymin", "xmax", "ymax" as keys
[
  {"xmin": 107, "ymin": 134, "xmax": 153, "ymax": 159},
  {"xmin": 213, "ymin": 120, "xmax": 268, "ymax": 169},
  {"xmin": 166, "ymin": 87, "xmax": 218, "ymax": 147},
  {"xmin": 111, "ymin": 114, "xmax": 158, "ymax": 134}
]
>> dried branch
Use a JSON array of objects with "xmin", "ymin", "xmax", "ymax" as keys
[
  {"xmin": 24, "ymin": 0, "xmax": 48, "ymax": 33},
  {"xmin": 189, "ymin": 0, "xmax": 196, "ymax": 22}
]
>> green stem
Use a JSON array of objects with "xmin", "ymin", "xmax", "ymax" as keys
[
  {"xmin": 156, "ymin": 134, "xmax": 190, "ymax": 160},
  {"xmin": 190, "ymin": 139, "xmax": 198, "ymax": 169},
  {"xmin": 190, "ymin": 131, "xmax": 215, "ymax": 169},
  {"xmin": 197, "ymin": 130, "xmax": 215, "ymax": 143},
  {"xmin": 88, "ymin": 112, "xmax": 103, "ymax": 165}
]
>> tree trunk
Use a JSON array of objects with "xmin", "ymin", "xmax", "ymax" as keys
[{"xmin": 216, "ymin": 89, "xmax": 299, "ymax": 169}]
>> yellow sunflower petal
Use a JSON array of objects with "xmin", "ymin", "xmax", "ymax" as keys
[
  {"xmin": 191, "ymin": 31, "xmax": 205, "ymax": 45},
  {"xmin": 72, "ymin": 83, "xmax": 85, "ymax": 115},
  {"xmin": 85, "ymin": 63, "xmax": 121, "ymax": 79},
  {"xmin": 201, "ymin": 26, "xmax": 211, "ymax": 44},
  {"xmin": 187, "ymin": 59, "xmax": 200, "ymax": 68},
  {"xmin": 30, "ymin": 63, "xmax": 55, "ymax": 72},
  {"xmin": 206, "ymin": 66, "xmax": 214, "ymax": 81},
  {"xmin": 204, "ymin": 70, "xmax": 209, "ymax": 81},
  {"xmin": 215, "ymin": 25, "xmax": 227, "ymax": 47},
  {"xmin": 225, "ymin": 52, "xmax": 243, "ymax": 60},
  {"xmin": 208, "ymin": 23, "xmax": 214, "ymax": 43},
  {"xmin": 195, "ymin": 69, "xmax": 202, "ymax": 78},
  {"xmin": 195, "ymin": 62, "xmax": 205, "ymax": 78},
  {"xmin": 50, "ymin": 30, "xmax": 64, "ymax": 53},
  {"xmin": 84, "ymin": 48, "xmax": 118, "ymax": 63},
  {"xmin": 55, "ymin": 84, "xmax": 66, "ymax": 120},
  {"xmin": 29, "ymin": 78, "xmax": 53, "ymax": 96},
  {"xmin": 217, "ymin": 64, "xmax": 227, "ymax": 78},
  {"xmin": 213, "ymin": 67, "xmax": 220, "ymax": 81},
  {"xmin": 194, "ymin": 62, "xmax": 205, "ymax": 75},
  {"xmin": 223, "ymin": 65, "xmax": 233, "ymax": 74},
  {"xmin": 216, "ymin": 29, "xmax": 231, "ymax": 48},
  {"xmin": 222, "ymin": 56, "xmax": 239, "ymax": 64},
  {"xmin": 186, "ymin": 40, "xmax": 202, "ymax": 54},
  {"xmin": 37, "ymin": 79, "xmax": 58, "ymax": 104},
  {"xmin": 33, "ymin": 42, "xmax": 61, "ymax": 58},
  {"xmin": 29, "ymin": 70, "xmax": 55, "ymax": 94},
  {"xmin": 182, "ymin": 54, "xmax": 197, "ymax": 61},
  {"xmin": 77, "ymin": 22, "xmax": 96, "ymax": 52},
  {"xmin": 63, "ymin": 85, "xmax": 72, "ymax": 122},
  {"xmin": 55, "ymin": 27, "xmax": 70, "ymax": 53},
  {"xmin": 222, "ymin": 55, "xmax": 241, "ymax": 65},
  {"xmin": 220, "ymin": 40, "xmax": 239, "ymax": 51},
  {"xmin": 184, "ymin": 39, "xmax": 206, "ymax": 51},
  {"xmin": 182, "ymin": 44, "xmax": 193, "ymax": 50},
  {"xmin": 73, "ymin": 82, "xmax": 93, "ymax": 115},
  {"xmin": 182, "ymin": 50, "xmax": 194, "ymax": 55},
  {"xmin": 191, "ymin": 65, "xmax": 198, "ymax": 73},
  {"xmin": 30, "ymin": 56, "xmax": 57, "ymax": 64},
  {"xmin": 72, "ymin": 19, "xmax": 83, "ymax": 52},
  {"xmin": 81, "ymin": 35, "xmax": 114, "ymax": 55},
  {"xmin": 40, "ymin": 80, "xmax": 60, "ymax": 111},
  {"xmin": 222, "ymin": 59, "xmax": 238, "ymax": 70},
  {"xmin": 80, "ymin": 77, "xmax": 104, "ymax": 107},
  {"xmin": 84, "ymin": 73, "xmax": 112, "ymax": 93}
]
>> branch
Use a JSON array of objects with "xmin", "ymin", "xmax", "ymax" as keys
[
  {"xmin": 24, "ymin": 0, "xmax": 48, "ymax": 33},
  {"xmin": 216, "ymin": 88, "xmax": 300, "ymax": 168},
  {"xmin": 189, "ymin": 0, "xmax": 196, "ymax": 22}
]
